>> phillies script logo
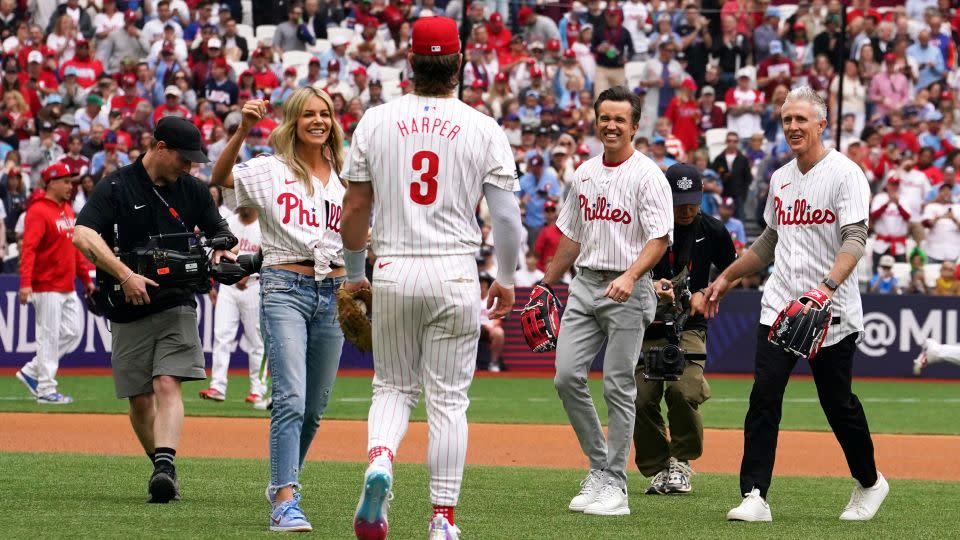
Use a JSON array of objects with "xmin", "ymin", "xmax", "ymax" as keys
[
  {"xmin": 774, "ymin": 196, "xmax": 836, "ymax": 225},
  {"xmin": 579, "ymin": 195, "xmax": 632, "ymax": 224},
  {"xmin": 277, "ymin": 193, "xmax": 342, "ymax": 232}
]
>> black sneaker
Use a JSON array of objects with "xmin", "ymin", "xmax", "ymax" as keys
[{"xmin": 148, "ymin": 466, "xmax": 180, "ymax": 503}]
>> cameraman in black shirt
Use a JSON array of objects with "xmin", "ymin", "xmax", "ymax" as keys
[
  {"xmin": 634, "ymin": 163, "xmax": 737, "ymax": 496},
  {"xmin": 73, "ymin": 117, "xmax": 236, "ymax": 504}
]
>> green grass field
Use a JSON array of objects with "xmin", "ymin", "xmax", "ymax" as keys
[
  {"xmin": 2, "ymin": 452, "xmax": 956, "ymax": 539},
  {"xmin": 1, "ymin": 375, "xmax": 958, "ymax": 434}
]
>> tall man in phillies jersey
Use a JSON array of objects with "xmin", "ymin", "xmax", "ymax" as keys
[
  {"xmin": 703, "ymin": 87, "xmax": 888, "ymax": 523},
  {"xmin": 546, "ymin": 86, "xmax": 672, "ymax": 516},
  {"xmin": 199, "ymin": 206, "xmax": 265, "ymax": 404},
  {"xmin": 15, "ymin": 163, "xmax": 94, "ymax": 404},
  {"xmin": 340, "ymin": 17, "xmax": 523, "ymax": 540}
]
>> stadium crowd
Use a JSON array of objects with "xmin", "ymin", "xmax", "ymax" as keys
[{"xmin": 0, "ymin": 0, "xmax": 958, "ymax": 297}]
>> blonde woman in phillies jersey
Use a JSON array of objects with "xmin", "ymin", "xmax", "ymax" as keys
[{"xmin": 211, "ymin": 86, "xmax": 347, "ymax": 533}]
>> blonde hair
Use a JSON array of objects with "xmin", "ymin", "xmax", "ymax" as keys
[
  {"xmin": 4, "ymin": 90, "xmax": 26, "ymax": 112},
  {"xmin": 268, "ymin": 86, "xmax": 345, "ymax": 196}
]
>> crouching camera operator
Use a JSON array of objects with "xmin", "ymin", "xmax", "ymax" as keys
[
  {"xmin": 634, "ymin": 163, "xmax": 737, "ymax": 496},
  {"xmin": 73, "ymin": 117, "xmax": 239, "ymax": 504}
]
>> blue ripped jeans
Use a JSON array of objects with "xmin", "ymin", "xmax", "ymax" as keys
[{"xmin": 260, "ymin": 268, "xmax": 345, "ymax": 495}]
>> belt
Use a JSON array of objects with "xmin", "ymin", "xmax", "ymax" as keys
[
  {"xmin": 292, "ymin": 259, "xmax": 343, "ymax": 269},
  {"xmin": 576, "ymin": 267, "xmax": 625, "ymax": 281}
]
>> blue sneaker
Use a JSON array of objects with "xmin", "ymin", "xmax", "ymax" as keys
[
  {"xmin": 37, "ymin": 392, "xmax": 73, "ymax": 405},
  {"xmin": 270, "ymin": 493, "xmax": 313, "ymax": 532},
  {"xmin": 15, "ymin": 370, "xmax": 38, "ymax": 397},
  {"xmin": 354, "ymin": 457, "xmax": 393, "ymax": 540}
]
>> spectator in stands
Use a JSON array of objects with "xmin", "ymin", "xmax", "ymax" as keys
[
  {"xmin": 698, "ymin": 85, "xmax": 725, "ymax": 133},
  {"xmin": 869, "ymin": 177, "xmax": 910, "ymax": 267},
  {"xmin": 907, "ymin": 29, "xmax": 945, "ymax": 92},
  {"xmin": 90, "ymin": 131, "xmax": 131, "ymax": 178},
  {"xmin": 46, "ymin": 0, "xmax": 93, "ymax": 41},
  {"xmin": 868, "ymin": 254, "xmax": 901, "ymax": 294},
  {"xmin": 757, "ymin": 40, "xmax": 795, "ymax": 103},
  {"xmin": 592, "ymin": 8, "xmax": 635, "ymax": 96},
  {"xmin": 149, "ymin": 24, "xmax": 189, "ymax": 66},
  {"xmin": 712, "ymin": 131, "xmax": 752, "ymax": 218},
  {"xmin": 478, "ymin": 272, "xmax": 506, "ymax": 372},
  {"xmin": 46, "ymin": 14, "xmax": 78, "ymax": 65},
  {"xmin": 533, "ymin": 200, "xmax": 562, "ymax": 272},
  {"xmin": 921, "ymin": 183, "xmax": 960, "ymax": 264},
  {"xmin": 153, "ymin": 85, "xmax": 192, "ymax": 125},
  {"xmin": 754, "ymin": 7, "xmax": 782, "ymax": 63},
  {"xmin": 274, "ymin": 3, "xmax": 308, "ymax": 53},
  {"xmin": 3, "ymin": 89, "xmax": 32, "ymax": 140},
  {"xmin": 653, "ymin": 117, "xmax": 685, "ymax": 163},
  {"xmin": 58, "ymin": 134, "xmax": 90, "ymax": 177},
  {"xmin": 515, "ymin": 252, "xmax": 545, "ymax": 287},
  {"xmin": 717, "ymin": 196, "xmax": 746, "ymax": 245},
  {"xmin": 725, "ymin": 68, "xmax": 763, "ymax": 141},
  {"xmin": 664, "ymin": 78, "xmax": 700, "ymax": 156},
  {"xmin": 0, "ymin": 0, "xmax": 20, "ymax": 41},
  {"xmin": 648, "ymin": 13, "xmax": 681, "ymax": 55},
  {"xmin": 920, "ymin": 111, "xmax": 956, "ymax": 168},
  {"xmin": 518, "ymin": 6, "xmax": 560, "ymax": 46},
  {"xmin": 638, "ymin": 41, "xmax": 683, "ymax": 137},
  {"xmin": 932, "ymin": 260, "xmax": 960, "ymax": 295},
  {"xmin": 220, "ymin": 18, "xmax": 249, "ymax": 62},
  {"xmin": 143, "ymin": 1, "xmax": 184, "ymax": 45},
  {"xmin": 21, "ymin": 121, "xmax": 64, "ymax": 185},
  {"xmin": 650, "ymin": 135, "xmax": 677, "ymax": 172},
  {"xmin": 520, "ymin": 155, "xmax": 560, "ymax": 246},
  {"xmin": 712, "ymin": 14, "xmax": 749, "ymax": 97},
  {"xmin": 907, "ymin": 247, "xmax": 929, "ymax": 294},
  {"xmin": 814, "ymin": 14, "xmax": 843, "ymax": 72},
  {"xmin": 0, "ymin": 164, "xmax": 25, "ymax": 242},
  {"xmin": 76, "ymin": 94, "xmax": 108, "ymax": 135},
  {"xmin": 882, "ymin": 110, "xmax": 920, "ymax": 154},
  {"xmin": 248, "ymin": 48, "xmax": 279, "ymax": 95},
  {"xmin": 829, "ymin": 59, "xmax": 867, "ymax": 135}
]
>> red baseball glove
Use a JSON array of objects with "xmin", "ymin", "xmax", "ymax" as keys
[
  {"xmin": 520, "ymin": 282, "xmax": 562, "ymax": 353},
  {"xmin": 768, "ymin": 288, "xmax": 832, "ymax": 360}
]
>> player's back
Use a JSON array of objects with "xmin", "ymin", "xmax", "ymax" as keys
[{"xmin": 348, "ymin": 94, "xmax": 514, "ymax": 257}]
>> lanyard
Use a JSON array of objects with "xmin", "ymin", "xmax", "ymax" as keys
[{"xmin": 151, "ymin": 186, "xmax": 188, "ymax": 232}]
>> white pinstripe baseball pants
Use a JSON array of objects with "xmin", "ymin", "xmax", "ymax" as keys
[
  {"xmin": 366, "ymin": 254, "xmax": 481, "ymax": 507},
  {"xmin": 210, "ymin": 280, "xmax": 266, "ymax": 397},
  {"xmin": 20, "ymin": 291, "xmax": 83, "ymax": 396}
]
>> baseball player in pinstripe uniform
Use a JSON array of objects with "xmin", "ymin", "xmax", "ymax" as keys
[
  {"xmin": 544, "ymin": 86, "xmax": 673, "ymax": 516},
  {"xmin": 703, "ymin": 86, "xmax": 889, "ymax": 522},
  {"xmin": 340, "ymin": 17, "xmax": 523, "ymax": 540},
  {"xmin": 15, "ymin": 163, "xmax": 94, "ymax": 404}
]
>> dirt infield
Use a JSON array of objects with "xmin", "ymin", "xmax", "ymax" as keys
[{"xmin": 2, "ymin": 412, "xmax": 958, "ymax": 481}]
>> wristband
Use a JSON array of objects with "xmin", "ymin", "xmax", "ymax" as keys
[
  {"xmin": 119, "ymin": 271, "xmax": 135, "ymax": 286},
  {"xmin": 343, "ymin": 248, "xmax": 367, "ymax": 282}
]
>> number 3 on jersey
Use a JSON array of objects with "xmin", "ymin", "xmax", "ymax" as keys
[{"xmin": 410, "ymin": 150, "xmax": 439, "ymax": 205}]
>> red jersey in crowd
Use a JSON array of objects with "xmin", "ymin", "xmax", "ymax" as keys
[
  {"xmin": 153, "ymin": 103, "xmax": 193, "ymax": 125},
  {"xmin": 194, "ymin": 116, "xmax": 222, "ymax": 145},
  {"xmin": 19, "ymin": 198, "xmax": 93, "ymax": 293},
  {"xmin": 251, "ymin": 69, "xmax": 279, "ymax": 92},
  {"xmin": 757, "ymin": 54, "xmax": 796, "ymax": 101},
  {"xmin": 110, "ymin": 94, "xmax": 146, "ymax": 117},
  {"xmin": 17, "ymin": 45, "xmax": 55, "ymax": 70},
  {"xmin": 17, "ymin": 70, "xmax": 59, "ymax": 112},
  {"xmin": 57, "ymin": 153, "xmax": 91, "ymax": 176},
  {"xmin": 664, "ymin": 98, "xmax": 701, "ymax": 155},
  {"xmin": 59, "ymin": 58, "xmax": 105, "ymax": 88},
  {"xmin": 533, "ymin": 223, "xmax": 563, "ymax": 272},
  {"xmin": 881, "ymin": 130, "xmax": 920, "ymax": 154}
]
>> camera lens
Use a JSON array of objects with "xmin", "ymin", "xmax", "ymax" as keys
[{"xmin": 662, "ymin": 345, "xmax": 681, "ymax": 367}]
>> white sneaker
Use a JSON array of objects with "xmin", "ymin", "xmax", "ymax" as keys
[
  {"xmin": 427, "ymin": 514, "xmax": 460, "ymax": 540},
  {"xmin": 664, "ymin": 459, "xmax": 693, "ymax": 494},
  {"xmin": 253, "ymin": 396, "xmax": 272, "ymax": 410},
  {"xmin": 913, "ymin": 341, "xmax": 930, "ymax": 375},
  {"xmin": 840, "ymin": 472, "xmax": 889, "ymax": 521},
  {"xmin": 568, "ymin": 469, "xmax": 605, "ymax": 511},
  {"xmin": 645, "ymin": 468, "xmax": 670, "ymax": 495},
  {"xmin": 726, "ymin": 488, "xmax": 773, "ymax": 522},
  {"xmin": 583, "ymin": 482, "xmax": 630, "ymax": 516}
]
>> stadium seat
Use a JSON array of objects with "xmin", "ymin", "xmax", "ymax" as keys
[
  {"xmin": 378, "ymin": 66, "xmax": 401, "ymax": 83},
  {"xmin": 240, "ymin": 0, "xmax": 252, "ymax": 26},
  {"xmin": 715, "ymin": 101, "xmax": 726, "ymax": 113},
  {"xmin": 282, "ymin": 50, "xmax": 314, "ymax": 68},
  {"xmin": 327, "ymin": 27, "xmax": 358, "ymax": 46},
  {"xmin": 381, "ymin": 79, "xmax": 402, "ymax": 101},
  {"xmin": 924, "ymin": 263, "xmax": 942, "ymax": 288},
  {"xmin": 255, "ymin": 24, "xmax": 277, "ymax": 47},
  {"xmin": 624, "ymin": 60, "xmax": 644, "ymax": 90},
  {"xmin": 705, "ymin": 128, "xmax": 727, "ymax": 161},
  {"xmin": 891, "ymin": 262, "xmax": 912, "ymax": 289},
  {"xmin": 229, "ymin": 60, "xmax": 248, "ymax": 76},
  {"xmin": 309, "ymin": 39, "xmax": 331, "ymax": 55},
  {"xmin": 235, "ymin": 23, "xmax": 255, "ymax": 46}
]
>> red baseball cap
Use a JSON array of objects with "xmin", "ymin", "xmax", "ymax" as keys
[
  {"xmin": 681, "ymin": 78, "xmax": 697, "ymax": 92},
  {"xmin": 518, "ymin": 6, "xmax": 534, "ymax": 24},
  {"xmin": 121, "ymin": 72, "xmax": 137, "ymax": 86},
  {"xmin": 328, "ymin": 59, "xmax": 340, "ymax": 71},
  {"xmin": 470, "ymin": 79, "xmax": 486, "ymax": 89},
  {"xmin": 398, "ymin": 79, "xmax": 411, "ymax": 88},
  {"xmin": 529, "ymin": 155, "xmax": 544, "ymax": 167},
  {"xmin": 563, "ymin": 48, "xmax": 577, "ymax": 59},
  {"xmin": 284, "ymin": 66, "xmax": 297, "ymax": 76},
  {"xmin": 411, "ymin": 16, "xmax": 461, "ymax": 56},
  {"xmin": 577, "ymin": 143, "xmax": 590, "ymax": 155},
  {"xmin": 42, "ymin": 162, "xmax": 76, "ymax": 182},
  {"xmin": 490, "ymin": 12, "xmax": 503, "ymax": 24},
  {"xmin": 494, "ymin": 72, "xmax": 508, "ymax": 83},
  {"xmin": 546, "ymin": 38, "xmax": 561, "ymax": 52},
  {"xmin": 531, "ymin": 68, "xmax": 543, "ymax": 78},
  {"xmin": 309, "ymin": 56, "xmax": 320, "ymax": 65},
  {"xmin": 544, "ymin": 200, "xmax": 557, "ymax": 210},
  {"xmin": 351, "ymin": 66, "xmax": 367, "ymax": 76},
  {"xmin": 884, "ymin": 52, "xmax": 896, "ymax": 62},
  {"xmin": 886, "ymin": 177, "xmax": 901, "ymax": 185},
  {"xmin": 124, "ymin": 9, "xmax": 139, "ymax": 23},
  {"xmin": 161, "ymin": 41, "xmax": 175, "ymax": 53},
  {"xmin": 942, "ymin": 90, "xmax": 954, "ymax": 101}
]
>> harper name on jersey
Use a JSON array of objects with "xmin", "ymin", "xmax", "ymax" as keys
[
  {"xmin": 761, "ymin": 149, "xmax": 871, "ymax": 347},
  {"xmin": 396, "ymin": 114, "xmax": 463, "ymax": 140}
]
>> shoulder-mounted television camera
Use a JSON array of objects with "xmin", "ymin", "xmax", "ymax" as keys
[{"xmin": 643, "ymin": 280, "xmax": 692, "ymax": 382}]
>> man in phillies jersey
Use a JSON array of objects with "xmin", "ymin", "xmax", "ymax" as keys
[
  {"xmin": 340, "ymin": 16, "xmax": 522, "ymax": 540},
  {"xmin": 15, "ymin": 163, "xmax": 94, "ymax": 404},
  {"xmin": 703, "ymin": 86, "xmax": 888, "ymax": 522},
  {"xmin": 546, "ymin": 86, "xmax": 673, "ymax": 516}
]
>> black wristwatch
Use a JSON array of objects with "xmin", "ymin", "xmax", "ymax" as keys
[{"xmin": 821, "ymin": 277, "xmax": 839, "ymax": 292}]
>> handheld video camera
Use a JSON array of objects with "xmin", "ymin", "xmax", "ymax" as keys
[
  {"xmin": 118, "ymin": 231, "xmax": 249, "ymax": 293},
  {"xmin": 644, "ymin": 281, "xmax": 692, "ymax": 382}
]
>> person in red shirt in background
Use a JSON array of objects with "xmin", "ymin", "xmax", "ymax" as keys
[
  {"xmin": 193, "ymin": 100, "xmax": 222, "ymax": 145},
  {"xmin": 110, "ymin": 73, "xmax": 146, "ymax": 117},
  {"xmin": 18, "ymin": 50, "xmax": 59, "ymax": 113},
  {"xmin": 665, "ymin": 78, "xmax": 702, "ymax": 155},
  {"xmin": 697, "ymin": 85, "xmax": 726, "ymax": 132},
  {"xmin": 756, "ymin": 40, "xmax": 795, "ymax": 101},
  {"xmin": 57, "ymin": 134, "xmax": 91, "ymax": 177},
  {"xmin": 248, "ymin": 48, "xmax": 279, "ymax": 96},
  {"xmin": 881, "ymin": 110, "xmax": 920, "ymax": 155},
  {"xmin": 152, "ymin": 84, "xmax": 192, "ymax": 125},
  {"xmin": 17, "ymin": 24, "xmax": 55, "ymax": 71},
  {"xmin": 14, "ymin": 162, "xmax": 94, "ymax": 405},
  {"xmin": 533, "ymin": 200, "xmax": 562, "ymax": 272},
  {"xmin": 59, "ymin": 39, "xmax": 103, "ymax": 89},
  {"xmin": 486, "ymin": 12, "xmax": 513, "ymax": 57}
]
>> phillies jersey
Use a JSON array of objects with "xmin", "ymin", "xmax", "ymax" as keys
[
  {"xmin": 869, "ymin": 192, "xmax": 909, "ymax": 256},
  {"xmin": 555, "ymin": 151, "xmax": 673, "ymax": 272},
  {"xmin": 233, "ymin": 154, "xmax": 344, "ymax": 268},
  {"xmin": 342, "ymin": 94, "xmax": 518, "ymax": 256},
  {"xmin": 225, "ymin": 213, "xmax": 262, "ymax": 257},
  {"xmin": 761, "ymin": 149, "xmax": 871, "ymax": 347}
]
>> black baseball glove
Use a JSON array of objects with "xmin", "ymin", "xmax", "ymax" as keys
[{"xmin": 520, "ymin": 282, "xmax": 562, "ymax": 352}]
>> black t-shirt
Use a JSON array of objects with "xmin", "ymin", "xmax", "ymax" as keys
[
  {"xmin": 646, "ymin": 212, "xmax": 737, "ymax": 339},
  {"xmin": 75, "ymin": 156, "xmax": 229, "ymax": 323}
]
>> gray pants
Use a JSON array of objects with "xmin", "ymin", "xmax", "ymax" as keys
[{"xmin": 554, "ymin": 268, "xmax": 656, "ymax": 488}]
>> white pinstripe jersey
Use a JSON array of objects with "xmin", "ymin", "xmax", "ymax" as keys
[
  {"xmin": 761, "ymin": 149, "xmax": 871, "ymax": 346},
  {"xmin": 341, "ymin": 94, "xmax": 519, "ymax": 257},
  {"xmin": 555, "ymin": 150, "xmax": 673, "ymax": 272},
  {"xmin": 232, "ymin": 154, "xmax": 344, "ymax": 268}
]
